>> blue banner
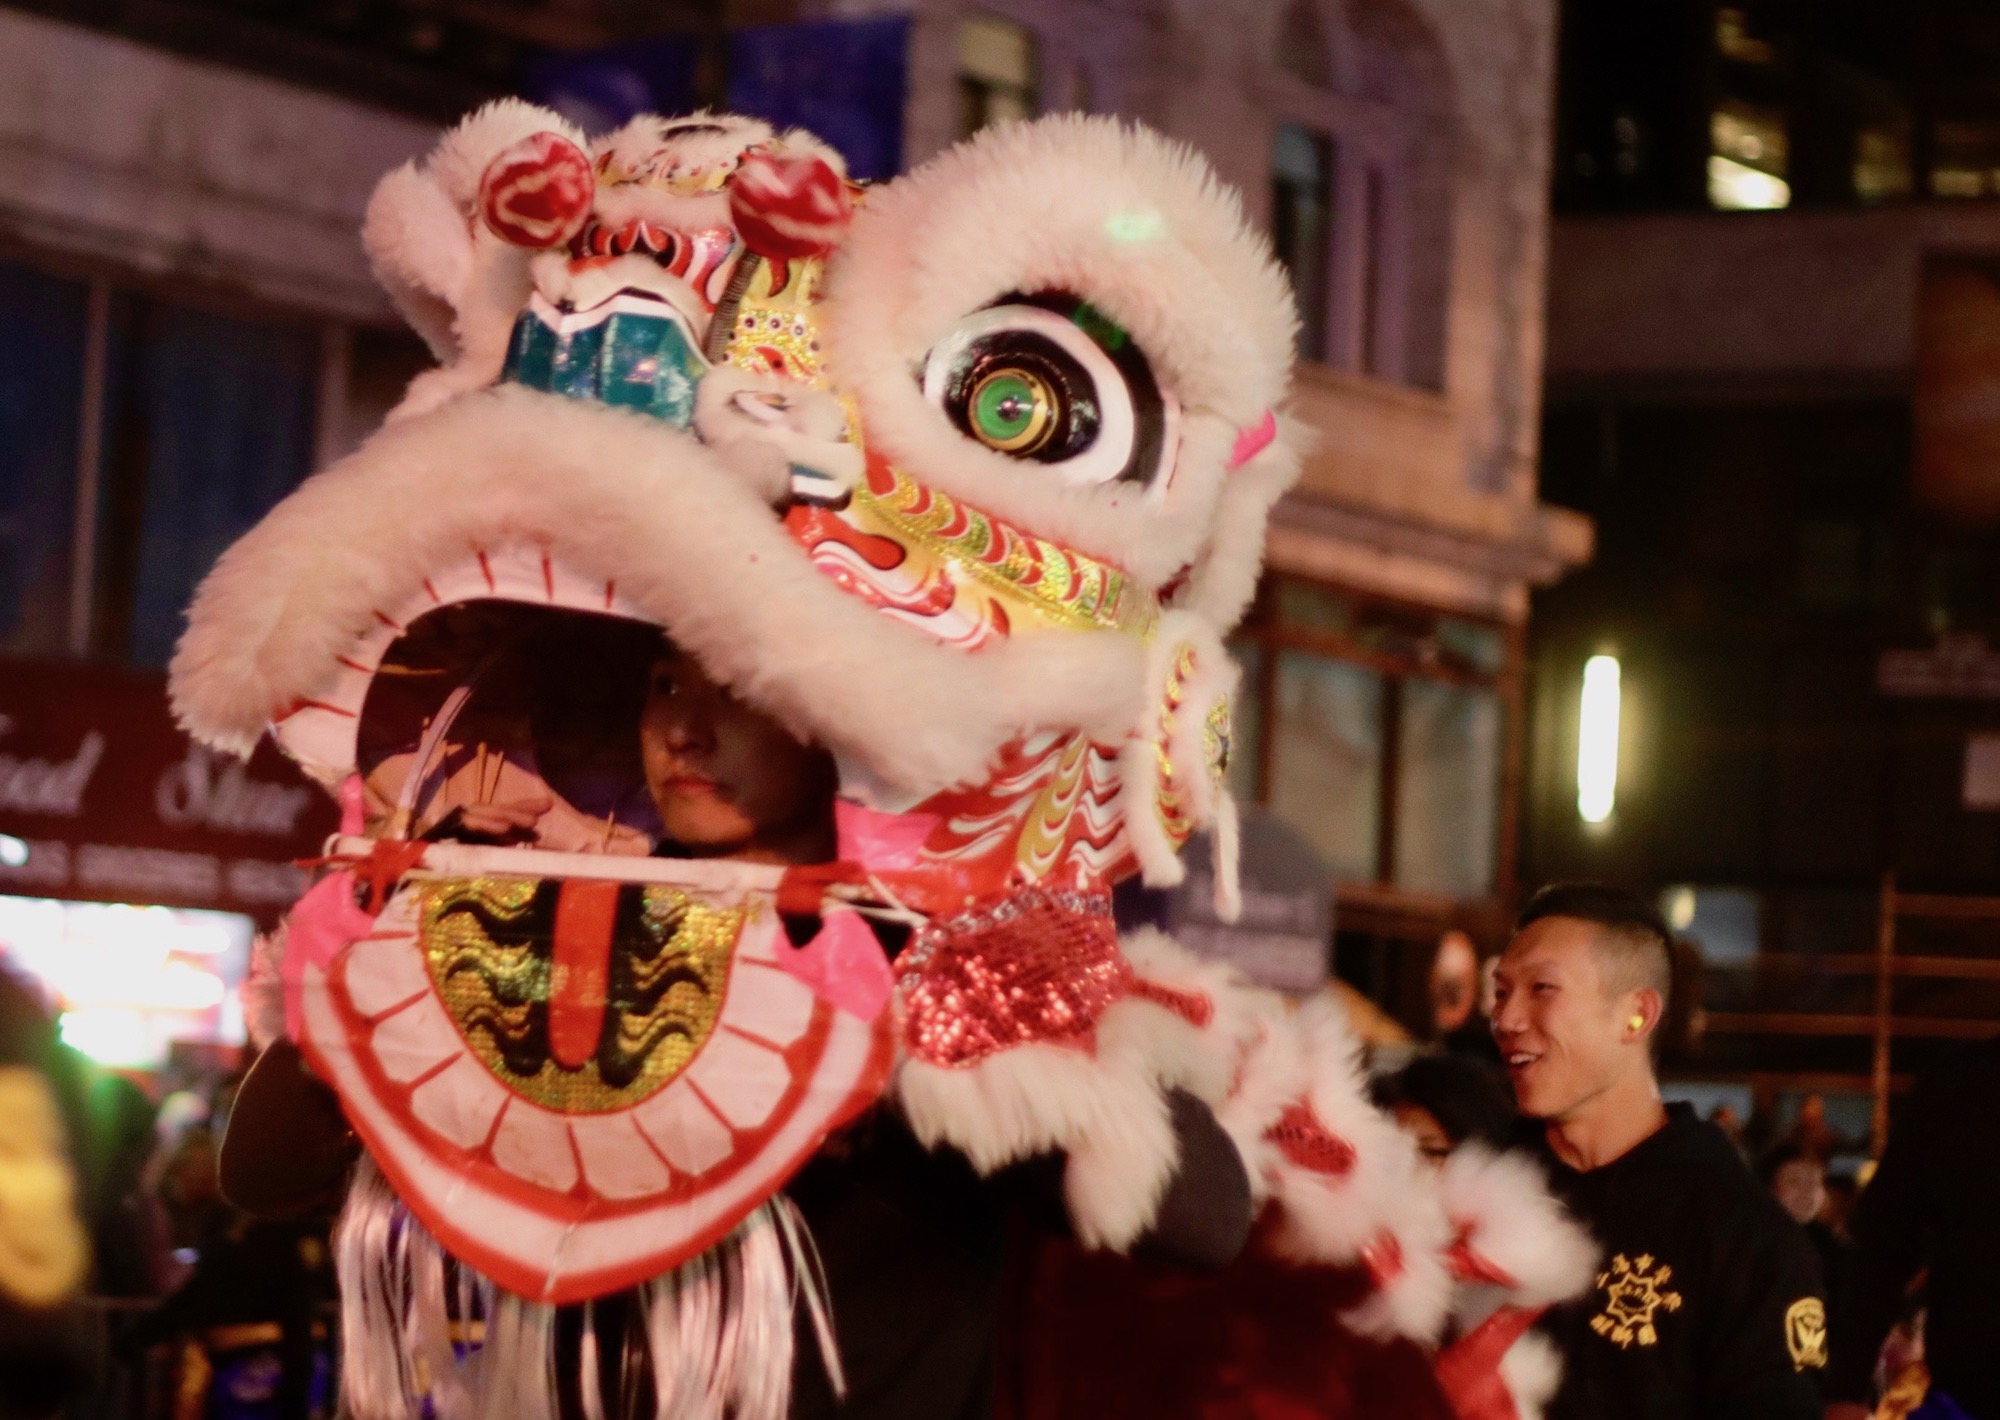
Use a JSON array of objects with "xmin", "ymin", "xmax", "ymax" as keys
[
  {"xmin": 521, "ymin": 18, "xmax": 910, "ymax": 181},
  {"xmin": 522, "ymin": 34, "xmax": 703, "ymax": 136},
  {"xmin": 728, "ymin": 16, "xmax": 910, "ymax": 181}
]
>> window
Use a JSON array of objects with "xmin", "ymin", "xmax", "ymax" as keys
[
  {"xmin": 1271, "ymin": 123, "xmax": 1335, "ymax": 362},
  {"xmin": 1267, "ymin": 651, "xmax": 1383, "ymax": 881},
  {"xmin": 0, "ymin": 258, "xmax": 326, "ymax": 670},
  {"xmin": 1277, "ymin": 0, "xmax": 1333, "ymax": 90},
  {"xmin": 957, "ymin": 15, "xmax": 1036, "ymax": 138},
  {"xmin": 1267, "ymin": 0, "xmax": 1447, "ymax": 388},
  {"xmin": 0, "ymin": 265, "xmax": 88, "ymax": 657},
  {"xmin": 1233, "ymin": 577, "xmax": 1512, "ymax": 900},
  {"xmin": 98, "ymin": 298, "xmax": 321, "ymax": 667}
]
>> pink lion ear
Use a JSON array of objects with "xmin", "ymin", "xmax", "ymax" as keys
[
  {"xmin": 1227, "ymin": 411, "xmax": 1278, "ymax": 470},
  {"xmin": 479, "ymin": 131, "xmax": 595, "ymax": 248},
  {"xmin": 729, "ymin": 151, "xmax": 853, "ymax": 260}
]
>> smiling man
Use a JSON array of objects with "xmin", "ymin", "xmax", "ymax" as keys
[{"xmin": 1494, "ymin": 883, "xmax": 1826, "ymax": 1420}]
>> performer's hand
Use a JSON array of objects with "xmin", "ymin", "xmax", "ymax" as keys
[
  {"xmin": 1823, "ymin": 1404, "xmax": 1871, "ymax": 1420},
  {"xmin": 454, "ymin": 791, "xmax": 553, "ymax": 842}
]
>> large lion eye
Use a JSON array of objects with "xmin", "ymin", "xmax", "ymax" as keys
[{"xmin": 921, "ymin": 295, "xmax": 1177, "ymax": 490}]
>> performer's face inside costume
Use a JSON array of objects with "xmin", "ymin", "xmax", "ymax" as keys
[{"xmin": 639, "ymin": 644, "xmax": 836, "ymax": 866}]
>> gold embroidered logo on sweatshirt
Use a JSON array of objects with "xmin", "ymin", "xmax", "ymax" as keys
[
  {"xmin": 1590, "ymin": 1253, "xmax": 1683, "ymax": 1348},
  {"xmin": 1786, "ymin": 1298, "xmax": 1828, "ymax": 1370}
]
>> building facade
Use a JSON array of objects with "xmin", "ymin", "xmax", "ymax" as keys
[{"xmin": 1531, "ymin": 0, "xmax": 2000, "ymax": 1139}]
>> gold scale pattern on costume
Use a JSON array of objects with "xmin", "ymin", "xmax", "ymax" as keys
[
  {"xmin": 418, "ymin": 876, "xmax": 745, "ymax": 1113},
  {"xmin": 853, "ymin": 463, "xmax": 1155, "ymax": 636}
]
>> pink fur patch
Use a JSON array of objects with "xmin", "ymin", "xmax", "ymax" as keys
[
  {"xmin": 281, "ymin": 870, "xmax": 377, "ymax": 1039},
  {"xmin": 776, "ymin": 907, "xmax": 894, "ymax": 1020}
]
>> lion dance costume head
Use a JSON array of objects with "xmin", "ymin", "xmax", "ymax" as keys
[{"xmin": 172, "ymin": 103, "xmax": 1593, "ymax": 1420}]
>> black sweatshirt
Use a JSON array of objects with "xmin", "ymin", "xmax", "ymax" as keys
[
  {"xmin": 1830, "ymin": 1036, "xmax": 2000, "ymax": 1417},
  {"xmin": 787, "ymin": 1087, "xmax": 1253, "ymax": 1420},
  {"xmin": 1521, "ymin": 1103, "xmax": 1827, "ymax": 1420}
]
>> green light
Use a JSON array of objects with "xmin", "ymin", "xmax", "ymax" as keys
[{"xmin": 1105, "ymin": 209, "xmax": 1165, "ymax": 243}]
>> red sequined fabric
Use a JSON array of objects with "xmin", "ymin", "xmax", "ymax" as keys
[
  {"xmin": 1265, "ymin": 1101, "xmax": 1358, "ymax": 1176},
  {"xmin": 897, "ymin": 886, "xmax": 1127, "ymax": 1067}
]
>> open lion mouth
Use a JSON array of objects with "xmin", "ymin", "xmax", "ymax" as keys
[
  {"xmin": 263, "ymin": 540, "xmax": 895, "ymax": 1304},
  {"xmin": 306, "ymin": 872, "xmax": 891, "ymax": 1303},
  {"xmin": 350, "ymin": 593, "xmax": 674, "ymax": 852},
  {"xmin": 274, "ymin": 541, "xmax": 660, "ymax": 804}
]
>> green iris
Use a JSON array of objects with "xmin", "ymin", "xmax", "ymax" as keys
[{"xmin": 969, "ymin": 368, "xmax": 1056, "ymax": 453}]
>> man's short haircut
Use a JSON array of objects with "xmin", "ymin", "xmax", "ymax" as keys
[{"xmin": 1516, "ymin": 882, "xmax": 1673, "ymax": 1006}]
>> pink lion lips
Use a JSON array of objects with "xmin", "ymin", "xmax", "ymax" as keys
[{"xmin": 480, "ymin": 131, "xmax": 596, "ymax": 249}]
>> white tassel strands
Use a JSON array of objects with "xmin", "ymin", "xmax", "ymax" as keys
[{"xmin": 332, "ymin": 1158, "xmax": 837, "ymax": 1420}]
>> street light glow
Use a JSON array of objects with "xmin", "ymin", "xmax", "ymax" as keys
[{"xmin": 1577, "ymin": 654, "xmax": 1622, "ymax": 824}]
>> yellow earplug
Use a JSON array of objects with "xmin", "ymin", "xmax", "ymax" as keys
[{"xmin": 1629, "ymin": 1015, "xmax": 1646, "ymax": 1032}]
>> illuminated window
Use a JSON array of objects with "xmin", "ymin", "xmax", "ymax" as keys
[
  {"xmin": 1854, "ymin": 125, "xmax": 1914, "ymax": 204},
  {"xmin": 1715, "ymin": 7, "xmax": 1777, "ymax": 66},
  {"xmin": 0, "ymin": 895, "xmax": 251, "ymax": 1068},
  {"xmin": 956, "ymin": 15, "xmax": 1036, "ymax": 138},
  {"xmin": 1709, "ymin": 99, "xmax": 1790, "ymax": 210},
  {"xmin": 1931, "ymin": 120, "xmax": 2000, "ymax": 200}
]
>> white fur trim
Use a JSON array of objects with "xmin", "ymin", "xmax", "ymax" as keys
[
  {"xmin": 1260, "ymin": 997, "xmax": 1453, "ymax": 1342},
  {"xmin": 360, "ymin": 163, "xmax": 467, "ymax": 362},
  {"xmin": 822, "ymin": 115, "xmax": 1295, "ymax": 591},
  {"xmin": 893, "ymin": 928, "xmax": 1264, "ymax": 1251},
  {"xmin": 1439, "ymin": 1144, "xmax": 1599, "ymax": 1313},
  {"xmin": 428, "ymin": 99, "xmax": 586, "ymax": 212},
  {"xmin": 1171, "ymin": 417, "xmax": 1308, "ymax": 633},
  {"xmin": 1210, "ymin": 999, "xmax": 1309, "ymax": 1201},
  {"xmin": 244, "ymin": 924, "xmax": 288, "ymax": 1051},
  {"xmin": 362, "ymin": 102, "xmax": 583, "ymax": 412},
  {"xmin": 895, "ymin": 1040, "xmax": 1177, "ymax": 1252},
  {"xmin": 1212, "ymin": 790, "xmax": 1242, "ymax": 923},
  {"xmin": 169, "ymin": 384, "xmax": 1144, "ymax": 797},
  {"xmin": 1500, "ymin": 1331, "xmax": 1565, "ymax": 1420},
  {"xmin": 1117, "ymin": 611, "xmax": 1239, "ymax": 889},
  {"xmin": 1118, "ymin": 927, "xmax": 1262, "ymax": 1106}
]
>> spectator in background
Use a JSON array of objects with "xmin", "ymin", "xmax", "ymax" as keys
[
  {"xmin": 1372, "ymin": 1051, "xmax": 1516, "ymax": 1166},
  {"xmin": 1826, "ymin": 1036, "xmax": 2000, "ymax": 1420},
  {"xmin": 1710, "ymin": 1103, "xmax": 1749, "ymax": 1157},
  {"xmin": 1763, "ymin": 1142, "xmax": 1850, "ymax": 1399},
  {"xmin": 1493, "ymin": 883, "xmax": 1827, "ymax": 1420},
  {"xmin": 0, "ymin": 965, "xmax": 92, "ymax": 1420},
  {"xmin": 1432, "ymin": 928, "xmax": 1503, "ymax": 1064},
  {"xmin": 81, "ymin": 1072, "xmax": 173, "ymax": 1299}
]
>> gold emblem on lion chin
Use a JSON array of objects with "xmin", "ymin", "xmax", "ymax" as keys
[
  {"xmin": 0, "ymin": 1066, "xmax": 89, "ymax": 1308},
  {"xmin": 1786, "ymin": 1297, "xmax": 1829, "ymax": 1371}
]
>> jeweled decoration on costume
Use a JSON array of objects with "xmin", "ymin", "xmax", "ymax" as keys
[{"xmin": 896, "ymin": 886, "xmax": 1128, "ymax": 1067}]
